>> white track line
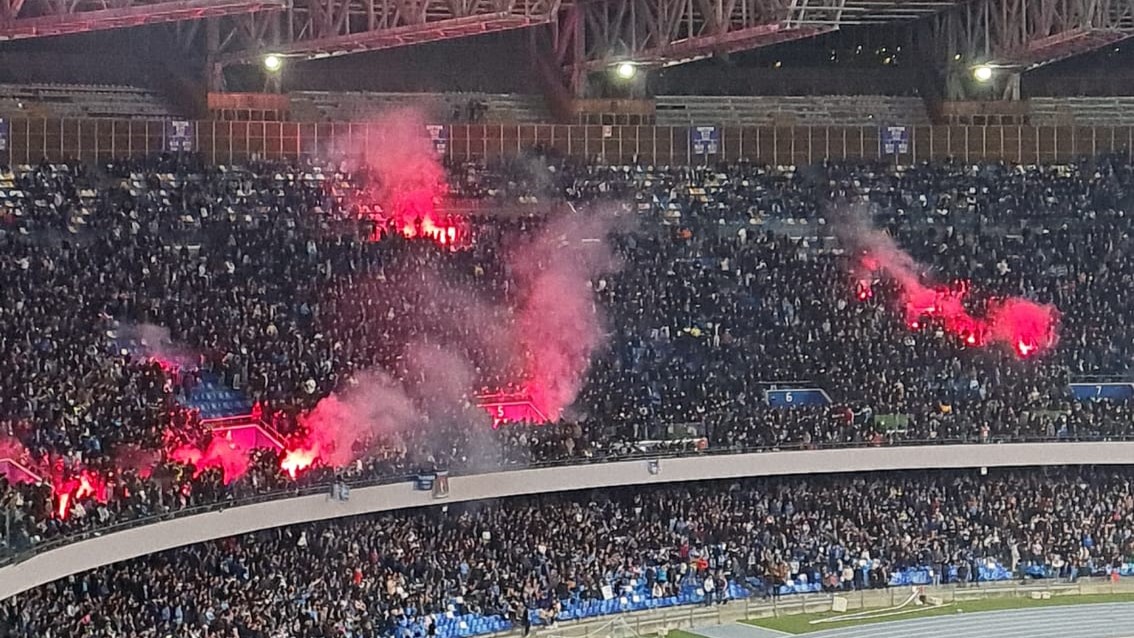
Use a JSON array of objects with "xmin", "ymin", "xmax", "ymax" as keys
[{"xmin": 806, "ymin": 603, "xmax": 1134, "ymax": 638}]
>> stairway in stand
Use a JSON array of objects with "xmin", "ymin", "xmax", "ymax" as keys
[{"xmin": 183, "ymin": 372, "xmax": 254, "ymax": 419}]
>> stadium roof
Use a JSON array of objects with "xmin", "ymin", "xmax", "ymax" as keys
[{"xmin": 1, "ymin": 0, "xmax": 1132, "ymax": 90}]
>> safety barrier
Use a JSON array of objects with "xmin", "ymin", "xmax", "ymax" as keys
[
  {"xmin": 2, "ymin": 440, "xmax": 1134, "ymax": 601},
  {"xmin": 3, "ymin": 119, "xmax": 1134, "ymax": 165}
]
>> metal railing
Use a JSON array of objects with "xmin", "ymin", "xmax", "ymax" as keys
[{"xmin": 4, "ymin": 118, "xmax": 1134, "ymax": 165}]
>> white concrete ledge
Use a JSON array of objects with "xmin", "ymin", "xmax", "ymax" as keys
[{"xmin": 2, "ymin": 441, "xmax": 1132, "ymax": 600}]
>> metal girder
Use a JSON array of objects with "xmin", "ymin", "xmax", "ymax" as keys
[
  {"xmin": 928, "ymin": 0, "xmax": 1134, "ymax": 71},
  {"xmin": 211, "ymin": 0, "xmax": 562, "ymax": 66},
  {"xmin": 551, "ymin": 0, "xmax": 840, "ymax": 77},
  {"xmin": 791, "ymin": 0, "xmax": 956, "ymax": 25},
  {"xmin": 0, "ymin": 0, "xmax": 285, "ymax": 40}
]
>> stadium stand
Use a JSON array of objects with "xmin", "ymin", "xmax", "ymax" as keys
[
  {"xmin": 653, "ymin": 95, "xmax": 932, "ymax": 126},
  {"xmin": 6, "ymin": 0, "xmax": 1134, "ymax": 634},
  {"xmin": 3, "ymin": 467, "xmax": 1133, "ymax": 638},
  {"xmin": 0, "ymin": 84, "xmax": 178, "ymax": 120},
  {"xmin": 1028, "ymin": 97, "xmax": 1134, "ymax": 126},
  {"xmin": 287, "ymin": 92, "xmax": 551, "ymax": 123},
  {"xmin": 183, "ymin": 373, "xmax": 255, "ymax": 419},
  {"xmin": 0, "ymin": 87, "xmax": 935, "ymax": 129},
  {"xmin": 0, "ymin": 151, "xmax": 1131, "ymax": 558}
]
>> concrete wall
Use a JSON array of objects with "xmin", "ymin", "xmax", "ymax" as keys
[{"xmin": 3, "ymin": 441, "xmax": 1134, "ymax": 600}]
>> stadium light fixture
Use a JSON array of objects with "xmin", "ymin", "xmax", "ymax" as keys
[
  {"xmin": 263, "ymin": 54, "xmax": 283, "ymax": 73},
  {"xmin": 972, "ymin": 64, "xmax": 993, "ymax": 83},
  {"xmin": 615, "ymin": 62, "xmax": 637, "ymax": 80}
]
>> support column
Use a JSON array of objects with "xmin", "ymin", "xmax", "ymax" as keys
[{"xmin": 205, "ymin": 18, "xmax": 227, "ymax": 93}]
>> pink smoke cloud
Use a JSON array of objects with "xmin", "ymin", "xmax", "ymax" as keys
[
  {"xmin": 350, "ymin": 108, "xmax": 451, "ymax": 241},
  {"xmin": 511, "ymin": 208, "xmax": 624, "ymax": 419},
  {"xmin": 283, "ymin": 371, "xmax": 420, "ymax": 474}
]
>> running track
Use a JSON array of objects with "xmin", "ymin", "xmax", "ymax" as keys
[{"xmin": 689, "ymin": 602, "xmax": 1134, "ymax": 638}]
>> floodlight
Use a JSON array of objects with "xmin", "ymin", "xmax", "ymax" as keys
[{"xmin": 264, "ymin": 54, "xmax": 283, "ymax": 72}]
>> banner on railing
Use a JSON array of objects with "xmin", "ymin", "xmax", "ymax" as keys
[
  {"xmin": 414, "ymin": 473, "xmax": 435, "ymax": 491},
  {"xmin": 165, "ymin": 120, "xmax": 193, "ymax": 152},
  {"xmin": 882, "ymin": 126, "xmax": 909, "ymax": 154},
  {"xmin": 1070, "ymin": 382, "xmax": 1134, "ymax": 401},
  {"xmin": 433, "ymin": 470, "xmax": 450, "ymax": 499},
  {"xmin": 0, "ymin": 118, "xmax": 8, "ymax": 153},
  {"xmin": 691, "ymin": 125, "xmax": 719, "ymax": 155},
  {"xmin": 330, "ymin": 480, "xmax": 351, "ymax": 501},
  {"xmin": 426, "ymin": 124, "xmax": 448, "ymax": 156},
  {"xmin": 764, "ymin": 387, "xmax": 832, "ymax": 408}
]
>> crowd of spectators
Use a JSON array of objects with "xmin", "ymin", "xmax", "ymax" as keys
[
  {"xmin": 0, "ymin": 153, "xmax": 1133, "ymax": 552},
  {"xmin": 6, "ymin": 467, "xmax": 1134, "ymax": 638}
]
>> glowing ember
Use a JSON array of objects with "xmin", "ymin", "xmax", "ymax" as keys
[
  {"xmin": 281, "ymin": 446, "xmax": 319, "ymax": 479},
  {"xmin": 56, "ymin": 493, "xmax": 71, "ymax": 519},
  {"xmin": 75, "ymin": 473, "xmax": 96, "ymax": 500},
  {"xmin": 855, "ymin": 280, "xmax": 873, "ymax": 301},
  {"xmin": 396, "ymin": 212, "xmax": 462, "ymax": 247},
  {"xmin": 54, "ymin": 469, "xmax": 109, "ymax": 519}
]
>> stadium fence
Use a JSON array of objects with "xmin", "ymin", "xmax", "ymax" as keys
[{"xmin": 4, "ymin": 119, "xmax": 1134, "ymax": 165}]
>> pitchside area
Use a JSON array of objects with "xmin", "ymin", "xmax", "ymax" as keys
[{"xmin": 682, "ymin": 599, "xmax": 1134, "ymax": 638}]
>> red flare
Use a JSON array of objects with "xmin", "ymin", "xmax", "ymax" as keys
[
  {"xmin": 855, "ymin": 280, "xmax": 872, "ymax": 301},
  {"xmin": 54, "ymin": 469, "xmax": 109, "ymax": 519},
  {"xmin": 859, "ymin": 252, "xmax": 1058, "ymax": 359},
  {"xmin": 169, "ymin": 436, "xmax": 251, "ymax": 485},
  {"xmin": 987, "ymin": 298, "xmax": 1058, "ymax": 358},
  {"xmin": 280, "ymin": 446, "xmax": 319, "ymax": 479}
]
